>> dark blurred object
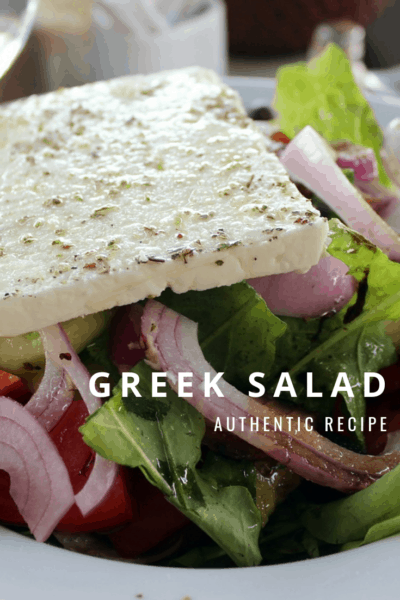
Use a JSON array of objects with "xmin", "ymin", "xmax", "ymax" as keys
[
  {"xmin": 306, "ymin": 20, "xmax": 379, "ymax": 90},
  {"xmin": 248, "ymin": 106, "xmax": 274, "ymax": 121},
  {"xmin": 365, "ymin": 0, "xmax": 400, "ymax": 69},
  {"xmin": 307, "ymin": 19, "xmax": 365, "ymax": 62},
  {"xmin": 225, "ymin": 0, "xmax": 389, "ymax": 56},
  {"xmin": 0, "ymin": 30, "xmax": 46, "ymax": 102}
]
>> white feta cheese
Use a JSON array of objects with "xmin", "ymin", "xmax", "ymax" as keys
[{"xmin": 0, "ymin": 67, "xmax": 328, "ymax": 336}]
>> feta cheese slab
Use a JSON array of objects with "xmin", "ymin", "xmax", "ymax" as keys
[{"xmin": 0, "ymin": 67, "xmax": 328, "ymax": 336}]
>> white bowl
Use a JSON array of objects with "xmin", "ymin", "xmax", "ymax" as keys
[{"xmin": 2, "ymin": 76, "xmax": 400, "ymax": 600}]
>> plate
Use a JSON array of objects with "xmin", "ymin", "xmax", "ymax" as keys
[{"xmin": 1, "ymin": 76, "xmax": 400, "ymax": 600}]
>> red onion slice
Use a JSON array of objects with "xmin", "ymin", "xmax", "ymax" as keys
[
  {"xmin": 354, "ymin": 177, "xmax": 400, "ymax": 221},
  {"xmin": 280, "ymin": 126, "xmax": 400, "ymax": 261},
  {"xmin": 247, "ymin": 256, "xmax": 357, "ymax": 318},
  {"xmin": 142, "ymin": 300, "xmax": 400, "ymax": 493},
  {"xmin": 334, "ymin": 142, "xmax": 378, "ymax": 182},
  {"xmin": 0, "ymin": 397, "xmax": 74, "ymax": 541},
  {"xmin": 25, "ymin": 357, "xmax": 75, "ymax": 431},
  {"xmin": 40, "ymin": 325, "xmax": 101, "ymax": 414},
  {"xmin": 39, "ymin": 324, "xmax": 118, "ymax": 516}
]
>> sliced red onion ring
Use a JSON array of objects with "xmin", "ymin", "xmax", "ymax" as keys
[
  {"xmin": 247, "ymin": 256, "xmax": 357, "ymax": 318},
  {"xmin": 280, "ymin": 126, "xmax": 400, "ymax": 261},
  {"xmin": 39, "ymin": 324, "xmax": 118, "ymax": 516},
  {"xmin": 25, "ymin": 357, "xmax": 75, "ymax": 431},
  {"xmin": 142, "ymin": 300, "xmax": 400, "ymax": 493},
  {"xmin": 333, "ymin": 141, "xmax": 378, "ymax": 182},
  {"xmin": 354, "ymin": 177, "xmax": 400, "ymax": 221},
  {"xmin": 0, "ymin": 397, "xmax": 74, "ymax": 541}
]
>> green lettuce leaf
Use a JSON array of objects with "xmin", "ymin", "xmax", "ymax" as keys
[
  {"xmin": 302, "ymin": 464, "xmax": 400, "ymax": 549},
  {"xmin": 158, "ymin": 282, "xmax": 286, "ymax": 393},
  {"xmin": 80, "ymin": 361, "xmax": 262, "ymax": 567},
  {"xmin": 327, "ymin": 220, "xmax": 400, "ymax": 321},
  {"xmin": 273, "ymin": 43, "xmax": 391, "ymax": 186}
]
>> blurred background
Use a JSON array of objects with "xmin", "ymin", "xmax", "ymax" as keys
[{"xmin": 1, "ymin": 0, "xmax": 400, "ymax": 102}]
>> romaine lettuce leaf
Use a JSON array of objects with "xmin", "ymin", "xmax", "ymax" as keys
[
  {"xmin": 80, "ymin": 361, "xmax": 262, "ymax": 567},
  {"xmin": 273, "ymin": 44, "xmax": 391, "ymax": 186}
]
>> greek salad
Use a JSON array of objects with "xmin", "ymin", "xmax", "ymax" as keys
[{"xmin": 3, "ymin": 44, "xmax": 400, "ymax": 568}]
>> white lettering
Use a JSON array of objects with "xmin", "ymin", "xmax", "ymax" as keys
[
  {"xmin": 249, "ymin": 372, "xmax": 265, "ymax": 397},
  {"xmin": 305, "ymin": 417, "xmax": 314, "ymax": 432},
  {"xmin": 250, "ymin": 417, "xmax": 259, "ymax": 431},
  {"xmin": 152, "ymin": 372, "xmax": 167, "ymax": 397},
  {"xmin": 364, "ymin": 372, "xmax": 385, "ymax": 397},
  {"xmin": 274, "ymin": 372, "xmax": 297, "ymax": 398},
  {"xmin": 325, "ymin": 417, "xmax": 333, "ymax": 432},
  {"xmin": 348, "ymin": 417, "xmax": 356, "ymax": 432},
  {"xmin": 306, "ymin": 372, "xmax": 322, "ymax": 397},
  {"xmin": 90, "ymin": 372, "xmax": 110, "ymax": 398},
  {"xmin": 331, "ymin": 372, "xmax": 354, "ymax": 398},
  {"xmin": 227, "ymin": 417, "xmax": 235, "ymax": 432},
  {"xmin": 204, "ymin": 372, "xmax": 224, "ymax": 397},
  {"xmin": 214, "ymin": 417, "xmax": 222, "ymax": 432},
  {"xmin": 178, "ymin": 372, "xmax": 193, "ymax": 397},
  {"xmin": 122, "ymin": 372, "xmax": 141, "ymax": 397}
]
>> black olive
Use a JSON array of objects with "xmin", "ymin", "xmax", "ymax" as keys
[{"xmin": 248, "ymin": 106, "xmax": 274, "ymax": 121}]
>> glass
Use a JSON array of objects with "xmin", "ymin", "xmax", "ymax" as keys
[{"xmin": 0, "ymin": 0, "xmax": 39, "ymax": 81}]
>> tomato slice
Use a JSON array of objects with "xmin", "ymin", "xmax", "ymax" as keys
[
  {"xmin": 0, "ymin": 371, "xmax": 31, "ymax": 403},
  {"xmin": 109, "ymin": 468, "xmax": 189, "ymax": 558},
  {"xmin": 271, "ymin": 131, "xmax": 291, "ymax": 144},
  {"xmin": 0, "ymin": 380, "xmax": 133, "ymax": 533},
  {"xmin": 56, "ymin": 469, "xmax": 134, "ymax": 533}
]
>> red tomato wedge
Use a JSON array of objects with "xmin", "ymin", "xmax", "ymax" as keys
[
  {"xmin": 271, "ymin": 131, "xmax": 291, "ymax": 144},
  {"xmin": 0, "ymin": 371, "xmax": 31, "ymax": 403},
  {"xmin": 0, "ymin": 375, "xmax": 133, "ymax": 533},
  {"xmin": 109, "ymin": 468, "xmax": 189, "ymax": 558}
]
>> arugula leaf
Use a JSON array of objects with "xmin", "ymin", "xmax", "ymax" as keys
[
  {"xmin": 166, "ymin": 544, "xmax": 234, "ymax": 569},
  {"xmin": 302, "ymin": 464, "xmax": 400, "ymax": 549},
  {"xmin": 311, "ymin": 321, "xmax": 396, "ymax": 445},
  {"xmin": 158, "ymin": 282, "xmax": 286, "ymax": 393},
  {"xmin": 269, "ymin": 318, "xmax": 395, "ymax": 445},
  {"xmin": 80, "ymin": 361, "xmax": 262, "ymax": 567},
  {"xmin": 273, "ymin": 44, "xmax": 391, "ymax": 186}
]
